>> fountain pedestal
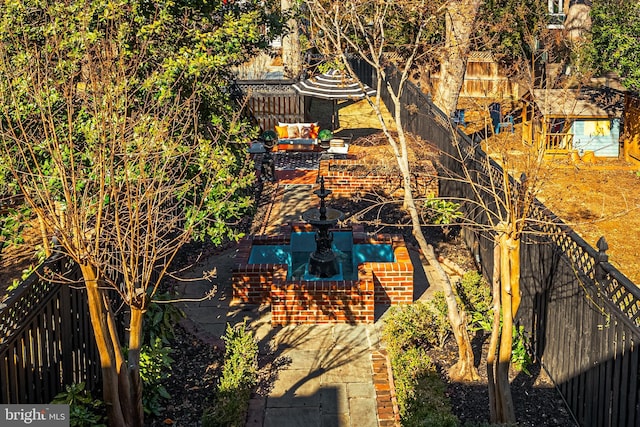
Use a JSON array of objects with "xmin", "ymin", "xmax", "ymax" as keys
[{"xmin": 301, "ymin": 176, "xmax": 344, "ymax": 278}]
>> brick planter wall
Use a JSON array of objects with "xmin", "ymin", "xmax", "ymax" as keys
[
  {"xmin": 352, "ymin": 232, "xmax": 414, "ymax": 305},
  {"xmin": 271, "ymin": 267, "xmax": 375, "ymax": 325},
  {"xmin": 232, "ymin": 225, "xmax": 413, "ymax": 325},
  {"xmin": 319, "ymin": 158, "xmax": 438, "ymax": 199},
  {"xmin": 368, "ymin": 249, "xmax": 413, "ymax": 306},
  {"xmin": 233, "ymin": 235, "xmax": 289, "ymax": 304}
]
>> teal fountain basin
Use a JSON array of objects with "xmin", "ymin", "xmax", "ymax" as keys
[{"xmin": 248, "ymin": 231, "xmax": 394, "ymax": 281}]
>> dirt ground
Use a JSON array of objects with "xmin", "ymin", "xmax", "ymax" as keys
[
  {"xmin": 455, "ymin": 97, "xmax": 640, "ymax": 284},
  {"xmin": 336, "ymin": 97, "xmax": 640, "ymax": 285},
  {"xmin": 537, "ymin": 163, "xmax": 640, "ymax": 283}
]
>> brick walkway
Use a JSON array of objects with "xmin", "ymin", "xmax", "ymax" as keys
[{"xmin": 372, "ymin": 350, "xmax": 401, "ymax": 426}]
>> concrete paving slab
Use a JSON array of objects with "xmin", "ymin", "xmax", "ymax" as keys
[
  {"xmin": 321, "ymin": 363, "xmax": 372, "ymax": 384},
  {"xmin": 317, "ymin": 347, "xmax": 372, "ymax": 369},
  {"xmin": 320, "ymin": 383, "xmax": 349, "ymax": 414},
  {"xmin": 279, "ymin": 348, "xmax": 322, "ymax": 370},
  {"xmin": 331, "ymin": 324, "xmax": 375, "ymax": 348},
  {"xmin": 273, "ymin": 325, "xmax": 338, "ymax": 351},
  {"xmin": 347, "ymin": 382, "xmax": 376, "ymax": 399},
  {"xmin": 348, "ymin": 397, "xmax": 379, "ymax": 427},
  {"xmin": 268, "ymin": 184, "xmax": 316, "ymax": 228},
  {"xmin": 321, "ymin": 413, "xmax": 350, "ymax": 427},
  {"xmin": 264, "ymin": 407, "xmax": 321, "ymax": 427},
  {"xmin": 268, "ymin": 370, "xmax": 322, "ymax": 406}
]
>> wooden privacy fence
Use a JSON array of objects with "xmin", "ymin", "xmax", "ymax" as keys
[
  {"xmin": 0, "ymin": 255, "xmax": 100, "ymax": 404},
  {"xmin": 235, "ymin": 80, "xmax": 305, "ymax": 133},
  {"xmin": 354, "ymin": 59, "xmax": 640, "ymax": 427}
]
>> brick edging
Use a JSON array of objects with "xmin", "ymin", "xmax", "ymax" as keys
[{"xmin": 372, "ymin": 350, "xmax": 401, "ymax": 426}]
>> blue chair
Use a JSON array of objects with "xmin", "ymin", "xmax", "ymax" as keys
[
  {"xmin": 489, "ymin": 103, "xmax": 514, "ymax": 134},
  {"xmin": 496, "ymin": 114, "xmax": 515, "ymax": 134},
  {"xmin": 452, "ymin": 109, "xmax": 466, "ymax": 126}
]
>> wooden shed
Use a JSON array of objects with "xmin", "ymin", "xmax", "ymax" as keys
[
  {"xmin": 425, "ymin": 51, "xmax": 518, "ymax": 100},
  {"xmin": 521, "ymin": 88, "xmax": 624, "ymax": 158}
]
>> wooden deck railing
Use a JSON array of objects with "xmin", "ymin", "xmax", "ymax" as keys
[{"xmin": 541, "ymin": 131, "xmax": 574, "ymax": 154}]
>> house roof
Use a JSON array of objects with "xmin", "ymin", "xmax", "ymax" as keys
[{"xmin": 528, "ymin": 88, "xmax": 624, "ymax": 118}]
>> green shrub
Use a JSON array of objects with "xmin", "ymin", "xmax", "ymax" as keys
[
  {"xmin": 423, "ymin": 195, "xmax": 463, "ymax": 239},
  {"xmin": 391, "ymin": 346, "xmax": 434, "ymax": 413},
  {"xmin": 390, "ymin": 346, "xmax": 459, "ymax": 427},
  {"xmin": 511, "ymin": 325, "xmax": 533, "ymax": 374},
  {"xmin": 137, "ymin": 338, "xmax": 174, "ymax": 416},
  {"xmin": 51, "ymin": 382, "xmax": 106, "ymax": 427},
  {"xmin": 455, "ymin": 271, "xmax": 492, "ymax": 331},
  {"xmin": 382, "ymin": 299, "xmax": 450, "ymax": 352},
  {"xmin": 423, "ymin": 195, "xmax": 463, "ymax": 226},
  {"xmin": 455, "ymin": 272, "xmax": 532, "ymax": 374},
  {"xmin": 202, "ymin": 321, "xmax": 258, "ymax": 427},
  {"xmin": 383, "ymin": 302, "xmax": 459, "ymax": 426},
  {"xmin": 430, "ymin": 292, "xmax": 452, "ymax": 348},
  {"xmin": 144, "ymin": 293, "xmax": 185, "ymax": 345}
]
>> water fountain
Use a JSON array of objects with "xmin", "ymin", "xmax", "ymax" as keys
[
  {"xmin": 301, "ymin": 176, "xmax": 344, "ymax": 278},
  {"xmin": 233, "ymin": 175, "xmax": 414, "ymax": 325}
]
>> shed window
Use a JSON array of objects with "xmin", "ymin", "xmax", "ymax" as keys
[{"xmin": 548, "ymin": 118, "xmax": 572, "ymax": 134}]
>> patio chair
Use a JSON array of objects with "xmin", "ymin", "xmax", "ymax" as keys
[
  {"xmin": 489, "ymin": 103, "xmax": 514, "ymax": 135},
  {"xmin": 496, "ymin": 114, "xmax": 514, "ymax": 134},
  {"xmin": 452, "ymin": 109, "xmax": 466, "ymax": 127}
]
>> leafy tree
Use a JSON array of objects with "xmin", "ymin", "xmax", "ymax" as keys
[
  {"xmin": 0, "ymin": 0, "xmax": 281, "ymax": 425},
  {"xmin": 588, "ymin": 0, "xmax": 640, "ymax": 92},
  {"xmin": 474, "ymin": 0, "xmax": 548, "ymax": 62}
]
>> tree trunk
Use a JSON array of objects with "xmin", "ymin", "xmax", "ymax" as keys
[
  {"xmin": 432, "ymin": 0, "xmax": 482, "ymax": 116},
  {"xmin": 128, "ymin": 307, "xmax": 145, "ymax": 427},
  {"xmin": 36, "ymin": 214, "xmax": 51, "ymax": 257},
  {"xmin": 402, "ymin": 167, "xmax": 478, "ymax": 382},
  {"xmin": 80, "ymin": 263, "xmax": 136, "ymax": 427},
  {"xmin": 510, "ymin": 238, "xmax": 521, "ymax": 318},
  {"xmin": 495, "ymin": 233, "xmax": 517, "ymax": 424},
  {"xmin": 281, "ymin": 0, "xmax": 302, "ymax": 79},
  {"xmin": 376, "ymin": 83, "xmax": 478, "ymax": 383},
  {"xmin": 487, "ymin": 241, "xmax": 501, "ymax": 421}
]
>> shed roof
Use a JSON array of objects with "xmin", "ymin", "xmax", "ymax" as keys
[
  {"xmin": 528, "ymin": 88, "xmax": 624, "ymax": 118},
  {"xmin": 468, "ymin": 51, "xmax": 495, "ymax": 62}
]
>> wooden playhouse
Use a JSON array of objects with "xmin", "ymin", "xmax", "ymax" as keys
[{"xmin": 520, "ymin": 88, "xmax": 625, "ymax": 159}]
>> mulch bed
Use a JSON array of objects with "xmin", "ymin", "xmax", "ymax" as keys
[{"xmin": 334, "ymin": 191, "xmax": 577, "ymax": 427}]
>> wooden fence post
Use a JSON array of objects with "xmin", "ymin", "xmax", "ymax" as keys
[
  {"xmin": 59, "ymin": 256, "xmax": 74, "ymax": 387},
  {"xmin": 595, "ymin": 236, "xmax": 609, "ymax": 283}
]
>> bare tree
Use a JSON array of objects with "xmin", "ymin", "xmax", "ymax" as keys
[
  {"xmin": 305, "ymin": 0, "xmax": 479, "ymax": 381},
  {"xmin": 438, "ymin": 116, "xmax": 557, "ymax": 423}
]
